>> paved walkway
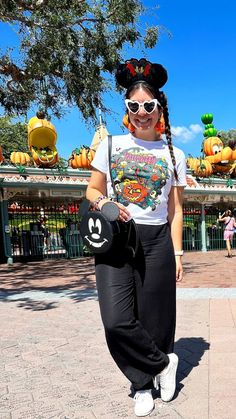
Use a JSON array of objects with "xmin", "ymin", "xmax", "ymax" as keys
[{"xmin": 0, "ymin": 250, "xmax": 236, "ymax": 418}]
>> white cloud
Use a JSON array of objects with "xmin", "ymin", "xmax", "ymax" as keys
[{"xmin": 171, "ymin": 124, "xmax": 203, "ymax": 144}]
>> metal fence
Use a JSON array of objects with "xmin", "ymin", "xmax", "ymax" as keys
[
  {"xmin": 183, "ymin": 206, "xmax": 202, "ymax": 251},
  {"xmin": 8, "ymin": 200, "xmax": 91, "ymax": 262},
  {"xmin": 183, "ymin": 204, "xmax": 236, "ymax": 251},
  {"xmin": 7, "ymin": 201, "xmax": 236, "ymax": 261}
]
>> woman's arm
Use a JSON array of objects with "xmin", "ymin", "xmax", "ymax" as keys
[
  {"xmin": 217, "ymin": 213, "xmax": 227, "ymax": 222},
  {"xmin": 168, "ymin": 186, "xmax": 185, "ymax": 282},
  {"xmin": 86, "ymin": 169, "xmax": 109, "ymax": 208},
  {"xmin": 86, "ymin": 169, "xmax": 130, "ymax": 220}
]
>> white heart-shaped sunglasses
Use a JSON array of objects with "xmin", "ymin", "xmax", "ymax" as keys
[{"xmin": 125, "ymin": 99, "xmax": 160, "ymax": 114}]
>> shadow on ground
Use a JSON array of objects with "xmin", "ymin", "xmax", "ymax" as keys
[
  {"xmin": 175, "ymin": 336, "xmax": 210, "ymax": 395},
  {"xmin": 0, "ymin": 257, "xmax": 97, "ymax": 309}
]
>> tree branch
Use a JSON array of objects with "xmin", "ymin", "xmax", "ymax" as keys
[
  {"xmin": 106, "ymin": 0, "xmax": 124, "ymax": 20},
  {"xmin": 0, "ymin": 62, "xmax": 26, "ymax": 81}
]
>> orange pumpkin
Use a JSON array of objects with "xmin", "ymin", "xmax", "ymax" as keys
[
  {"xmin": 0, "ymin": 145, "xmax": 4, "ymax": 164},
  {"xmin": 203, "ymin": 136, "xmax": 223, "ymax": 156},
  {"xmin": 69, "ymin": 146, "xmax": 95, "ymax": 169},
  {"xmin": 186, "ymin": 157, "xmax": 195, "ymax": 168},
  {"xmin": 10, "ymin": 151, "xmax": 31, "ymax": 165},
  {"xmin": 187, "ymin": 157, "xmax": 213, "ymax": 177}
]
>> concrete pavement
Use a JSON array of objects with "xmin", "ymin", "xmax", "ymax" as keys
[{"xmin": 0, "ymin": 250, "xmax": 236, "ymax": 418}]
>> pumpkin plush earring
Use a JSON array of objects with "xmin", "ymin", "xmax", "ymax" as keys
[
  {"xmin": 123, "ymin": 114, "xmax": 135, "ymax": 133},
  {"xmin": 155, "ymin": 114, "xmax": 165, "ymax": 134}
]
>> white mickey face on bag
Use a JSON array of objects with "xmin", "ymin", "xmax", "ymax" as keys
[
  {"xmin": 80, "ymin": 212, "xmax": 113, "ymax": 252},
  {"xmin": 86, "ymin": 216, "xmax": 108, "ymax": 248}
]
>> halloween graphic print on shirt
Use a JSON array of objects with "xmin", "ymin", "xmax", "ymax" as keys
[{"xmin": 111, "ymin": 147, "xmax": 169, "ymax": 211}]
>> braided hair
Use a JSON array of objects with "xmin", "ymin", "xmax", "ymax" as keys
[{"xmin": 125, "ymin": 81, "xmax": 178, "ymax": 181}]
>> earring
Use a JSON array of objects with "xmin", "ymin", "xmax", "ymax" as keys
[
  {"xmin": 123, "ymin": 114, "xmax": 135, "ymax": 133},
  {"xmin": 155, "ymin": 114, "xmax": 165, "ymax": 134}
]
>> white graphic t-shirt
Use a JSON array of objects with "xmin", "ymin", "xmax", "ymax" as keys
[{"xmin": 91, "ymin": 133, "xmax": 187, "ymax": 225}]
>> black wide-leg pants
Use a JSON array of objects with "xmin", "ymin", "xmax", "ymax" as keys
[{"xmin": 95, "ymin": 223, "xmax": 176, "ymax": 390}]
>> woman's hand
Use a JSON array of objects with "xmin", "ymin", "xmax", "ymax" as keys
[
  {"xmin": 175, "ymin": 256, "xmax": 183, "ymax": 282},
  {"xmin": 116, "ymin": 202, "xmax": 131, "ymax": 222}
]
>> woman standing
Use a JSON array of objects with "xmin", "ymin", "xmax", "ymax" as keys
[
  {"xmin": 218, "ymin": 210, "xmax": 236, "ymax": 257},
  {"xmin": 86, "ymin": 58, "xmax": 187, "ymax": 416}
]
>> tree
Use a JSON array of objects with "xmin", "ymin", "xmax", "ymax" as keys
[
  {"xmin": 218, "ymin": 129, "xmax": 236, "ymax": 149},
  {"xmin": 0, "ymin": 116, "xmax": 28, "ymax": 158},
  {"xmin": 0, "ymin": 0, "xmax": 162, "ymax": 120}
]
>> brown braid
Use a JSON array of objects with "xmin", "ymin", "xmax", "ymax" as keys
[{"xmin": 157, "ymin": 91, "xmax": 178, "ymax": 181}]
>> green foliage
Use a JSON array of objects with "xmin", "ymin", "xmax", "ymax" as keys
[
  {"xmin": 57, "ymin": 157, "xmax": 69, "ymax": 168},
  {"xmin": 144, "ymin": 27, "xmax": 159, "ymax": 48},
  {"xmin": 218, "ymin": 129, "xmax": 236, "ymax": 148},
  {"xmin": 0, "ymin": 116, "xmax": 29, "ymax": 158},
  {"xmin": 0, "ymin": 0, "xmax": 162, "ymax": 120}
]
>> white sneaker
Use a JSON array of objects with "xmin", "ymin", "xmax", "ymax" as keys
[
  {"xmin": 134, "ymin": 389, "xmax": 154, "ymax": 417},
  {"xmin": 154, "ymin": 353, "xmax": 178, "ymax": 402}
]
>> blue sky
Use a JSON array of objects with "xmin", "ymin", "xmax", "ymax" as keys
[{"xmin": 1, "ymin": 0, "xmax": 236, "ymax": 160}]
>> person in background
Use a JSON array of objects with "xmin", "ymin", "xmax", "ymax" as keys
[
  {"xmin": 207, "ymin": 222, "xmax": 218, "ymax": 249},
  {"xmin": 86, "ymin": 58, "xmax": 187, "ymax": 416},
  {"xmin": 217, "ymin": 210, "xmax": 236, "ymax": 257},
  {"xmin": 39, "ymin": 216, "xmax": 50, "ymax": 249}
]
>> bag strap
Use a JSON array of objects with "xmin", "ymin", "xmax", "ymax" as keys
[
  {"xmin": 225, "ymin": 217, "xmax": 232, "ymax": 227},
  {"xmin": 108, "ymin": 135, "xmax": 139, "ymax": 256},
  {"xmin": 79, "ymin": 135, "xmax": 115, "ymax": 217},
  {"xmin": 108, "ymin": 134, "xmax": 118, "ymax": 202}
]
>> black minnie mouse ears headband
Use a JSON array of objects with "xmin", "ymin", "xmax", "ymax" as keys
[{"xmin": 115, "ymin": 58, "xmax": 168, "ymax": 90}]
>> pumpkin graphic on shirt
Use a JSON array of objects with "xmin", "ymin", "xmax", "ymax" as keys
[{"xmin": 111, "ymin": 147, "xmax": 169, "ymax": 210}]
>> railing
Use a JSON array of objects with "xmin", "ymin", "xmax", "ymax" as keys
[
  {"xmin": 7, "ymin": 201, "xmax": 236, "ymax": 260},
  {"xmin": 8, "ymin": 201, "xmax": 89, "ymax": 261},
  {"xmin": 183, "ymin": 206, "xmax": 236, "ymax": 251}
]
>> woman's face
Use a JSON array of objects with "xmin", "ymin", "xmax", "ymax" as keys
[{"xmin": 127, "ymin": 87, "xmax": 161, "ymax": 136}]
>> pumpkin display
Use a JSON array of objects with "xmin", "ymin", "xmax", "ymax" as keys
[
  {"xmin": 10, "ymin": 151, "xmax": 31, "ymax": 165},
  {"xmin": 201, "ymin": 113, "xmax": 218, "ymax": 139},
  {"xmin": 213, "ymin": 163, "xmax": 233, "ymax": 174},
  {"xmin": 220, "ymin": 146, "xmax": 234, "ymax": 162},
  {"xmin": 28, "ymin": 113, "xmax": 58, "ymax": 167},
  {"xmin": 201, "ymin": 113, "xmax": 213, "ymax": 125},
  {"xmin": 205, "ymin": 146, "xmax": 234, "ymax": 165},
  {"xmin": 203, "ymin": 127, "xmax": 218, "ymax": 137},
  {"xmin": 232, "ymin": 149, "xmax": 236, "ymax": 160},
  {"xmin": 31, "ymin": 146, "xmax": 59, "ymax": 167},
  {"xmin": 69, "ymin": 146, "xmax": 95, "ymax": 169},
  {"xmin": 0, "ymin": 145, "xmax": 4, "ymax": 164},
  {"xmin": 187, "ymin": 157, "xmax": 213, "ymax": 177},
  {"xmin": 203, "ymin": 136, "xmax": 223, "ymax": 156},
  {"xmin": 186, "ymin": 112, "xmax": 236, "ymax": 179}
]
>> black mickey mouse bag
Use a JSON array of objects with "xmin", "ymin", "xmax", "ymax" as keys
[{"xmin": 80, "ymin": 136, "xmax": 139, "ymax": 256}]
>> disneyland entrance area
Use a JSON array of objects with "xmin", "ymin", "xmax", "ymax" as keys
[
  {"xmin": 0, "ymin": 166, "xmax": 236, "ymax": 264},
  {"xmin": 7, "ymin": 199, "xmax": 86, "ymax": 262},
  {"xmin": 0, "ymin": 166, "xmax": 92, "ymax": 264}
]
